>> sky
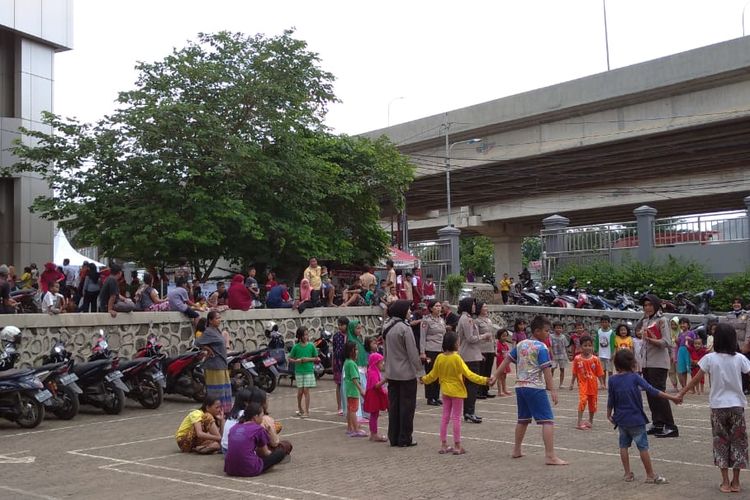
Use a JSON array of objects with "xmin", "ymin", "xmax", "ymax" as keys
[{"xmin": 54, "ymin": 0, "xmax": 750, "ymax": 135}]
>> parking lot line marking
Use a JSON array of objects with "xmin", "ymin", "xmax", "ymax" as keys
[
  {"xmin": 0, "ymin": 485, "xmax": 60, "ymax": 500},
  {"xmin": 69, "ymin": 450, "xmax": 354, "ymax": 499},
  {"xmin": 282, "ymin": 425, "xmax": 343, "ymax": 437},
  {"xmin": 101, "ymin": 466, "xmax": 294, "ymax": 499},
  {"xmin": 71, "ymin": 435, "xmax": 173, "ymax": 453}
]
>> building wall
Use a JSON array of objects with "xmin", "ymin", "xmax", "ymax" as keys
[{"xmin": 0, "ymin": 0, "xmax": 73, "ymax": 270}]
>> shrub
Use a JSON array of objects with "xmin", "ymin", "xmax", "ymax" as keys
[{"xmin": 444, "ymin": 274, "xmax": 465, "ymax": 304}]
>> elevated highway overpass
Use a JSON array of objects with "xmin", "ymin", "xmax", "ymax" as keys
[{"xmin": 366, "ymin": 36, "xmax": 750, "ymax": 276}]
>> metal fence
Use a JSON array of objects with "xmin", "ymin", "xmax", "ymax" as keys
[
  {"xmin": 409, "ymin": 239, "xmax": 451, "ymax": 301},
  {"xmin": 653, "ymin": 210, "xmax": 748, "ymax": 246}
]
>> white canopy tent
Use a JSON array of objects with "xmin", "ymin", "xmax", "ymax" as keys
[{"xmin": 53, "ymin": 229, "xmax": 105, "ymax": 267}]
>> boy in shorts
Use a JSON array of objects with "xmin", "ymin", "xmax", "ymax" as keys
[
  {"xmin": 594, "ymin": 315, "xmax": 615, "ymax": 389},
  {"xmin": 569, "ymin": 336, "xmax": 604, "ymax": 430},
  {"xmin": 550, "ymin": 321, "xmax": 569, "ymax": 388},
  {"xmin": 491, "ymin": 315, "xmax": 568, "ymax": 465},
  {"xmin": 607, "ymin": 349, "xmax": 681, "ymax": 483}
]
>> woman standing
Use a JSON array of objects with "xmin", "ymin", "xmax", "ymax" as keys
[
  {"xmin": 456, "ymin": 297, "xmax": 492, "ymax": 423},
  {"xmin": 420, "ymin": 300, "xmax": 446, "ymax": 406},
  {"xmin": 384, "ymin": 300, "xmax": 424, "ymax": 447},
  {"xmin": 195, "ymin": 311, "xmax": 232, "ymax": 414},
  {"xmin": 475, "ymin": 302, "xmax": 497, "ymax": 399},
  {"xmin": 640, "ymin": 294, "xmax": 679, "ymax": 438},
  {"xmin": 80, "ymin": 262, "xmax": 100, "ymax": 313}
]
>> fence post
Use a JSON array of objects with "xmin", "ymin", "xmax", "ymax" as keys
[
  {"xmin": 633, "ymin": 205, "xmax": 657, "ymax": 263},
  {"xmin": 745, "ymin": 195, "xmax": 750, "ymax": 252},
  {"xmin": 542, "ymin": 214, "xmax": 570, "ymax": 254},
  {"xmin": 438, "ymin": 225, "xmax": 461, "ymax": 276}
]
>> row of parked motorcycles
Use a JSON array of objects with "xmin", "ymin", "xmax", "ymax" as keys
[
  {"xmin": 0, "ymin": 322, "xmax": 336, "ymax": 429},
  {"xmin": 509, "ymin": 277, "xmax": 714, "ymax": 314}
]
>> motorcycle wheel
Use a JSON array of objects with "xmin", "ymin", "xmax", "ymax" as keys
[
  {"xmin": 51, "ymin": 385, "xmax": 79, "ymax": 420},
  {"xmin": 192, "ymin": 371, "xmax": 206, "ymax": 403},
  {"xmin": 256, "ymin": 369, "xmax": 277, "ymax": 394},
  {"xmin": 16, "ymin": 393, "xmax": 45, "ymax": 428},
  {"xmin": 102, "ymin": 383, "xmax": 125, "ymax": 415},
  {"xmin": 231, "ymin": 370, "xmax": 254, "ymax": 394},
  {"xmin": 137, "ymin": 379, "xmax": 164, "ymax": 410}
]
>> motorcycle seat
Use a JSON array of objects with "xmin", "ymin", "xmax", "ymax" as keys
[
  {"xmin": 0, "ymin": 368, "xmax": 35, "ymax": 380},
  {"xmin": 165, "ymin": 352, "xmax": 199, "ymax": 365},
  {"xmin": 73, "ymin": 359, "xmax": 111, "ymax": 377},
  {"xmin": 119, "ymin": 359, "xmax": 150, "ymax": 371},
  {"xmin": 227, "ymin": 351, "xmax": 243, "ymax": 357},
  {"xmin": 34, "ymin": 362, "xmax": 65, "ymax": 373}
]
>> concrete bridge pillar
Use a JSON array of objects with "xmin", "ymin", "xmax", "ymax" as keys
[
  {"xmin": 634, "ymin": 205, "xmax": 657, "ymax": 263},
  {"xmin": 492, "ymin": 235, "xmax": 524, "ymax": 282},
  {"xmin": 744, "ymin": 195, "xmax": 750, "ymax": 251}
]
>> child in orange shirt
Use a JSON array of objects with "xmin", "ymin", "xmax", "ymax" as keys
[{"xmin": 569, "ymin": 336, "xmax": 604, "ymax": 430}]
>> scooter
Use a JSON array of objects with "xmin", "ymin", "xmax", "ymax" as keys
[
  {"xmin": 265, "ymin": 322, "xmax": 323, "ymax": 386},
  {"xmin": 89, "ymin": 333, "xmax": 165, "ymax": 410},
  {"xmin": 0, "ymin": 326, "xmax": 50, "ymax": 427},
  {"xmin": 227, "ymin": 349, "xmax": 258, "ymax": 394},
  {"xmin": 314, "ymin": 329, "xmax": 333, "ymax": 377},
  {"xmin": 135, "ymin": 335, "xmax": 206, "ymax": 402},
  {"xmin": 72, "ymin": 334, "xmax": 130, "ymax": 415},
  {"xmin": 9, "ymin": 289, "xmax": 41, "ymax": 314}
]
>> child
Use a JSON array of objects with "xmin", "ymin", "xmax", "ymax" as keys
[
  {"xmin": 343, "ymin": 341, "xmax": 367, "ymax": 437},
  {"xmin": 633, "ymin": 323, "xmax": 645, "ymax": 374},
  {"xmin": 614, "ymin": 323, "xmax": 634, "ymax": 352},
  {"xmin": 550, "ymin": 322, "xmax": 569, "ymax": 389},
  {"xmin": 594, "ymin": 315, "xmax": 615, "ymax": 389},
  {"xmin": 333, "ymin": 316, "xmax": 349, "ymax": 416},
  {"xmin": 570, "ymin": 321, "xmax": 585, "ymax": 358},
  {"xmin": 175, "ymin": 396, "xmax": 224, "ymax": 454},
  {"xmin": 421, "ymin": 332, "xmax": 489, "ymax": 455},
  {"xmin": 679, "ymin": 323, "xmax": 750, "ymax": 493},
  {"xmin": 224, "ymin": 402, "xmax": 287, "ymax": 477},
  {"xmin": 569, "ymin": 336, "xmax": 604, "ymax": 430},
  {"xmin": 491, "ymin": 315, "xmax": 567, "ymax": 465},
  {"xmin": 688, "ymin": 337, "xmax": 708, "ymax": 395},
  {"xmin": 364, "ymin": 283, "xmax": 376, "ymax": 306},
  {"xmin": 495, "ymin": 328, "xmax": 512, "ymax": 396},
  {"xmin": 221, "ymin": 388, "xmax": 254, "ymax": 453},
  {"xmin": 363, "ymin": 352, "xmax": 388, "ymax": 442},
  {"xmin": 288, "ymin": 326, "xmax": 318, "ymax": 418},
  {"xmin": 675, "ymin": 317, "xmax": 696, "ymax": 391},
  {"xmin": 511, "ymin": 318, "xmax": 528, "ymax": 345},
  {"xmin": 41, "ymin": 281, "xmax": 65, "ymax": 314},
  {"xmin": 608, "ymin": 349, "xmax": 680, "ymax": 484},
  {"xmin": 422, "ymin": 274, "xmax": 436, "ymax": 300}
]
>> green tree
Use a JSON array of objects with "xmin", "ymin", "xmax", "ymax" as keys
[
  {"xmin": 4, "ymin": 31, "xmax": 413, "ymax": 278},
  {"xmin": 460, "ymin": 236, "xmax": 494, "ymax": 277},
  {"xmin": 521, "ymin": 236, "xmax": 541, "ymax": 266}
]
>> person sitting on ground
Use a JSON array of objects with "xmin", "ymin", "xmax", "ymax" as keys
[
  {"xmin": 266, "ymin": 281, "xmax": 294, "ymax": 309},
  {"xmin": 227, "ymin": 274, "xmax": 252, "ymax": 311},
  {"xmin": 341, "ymin": 278, "xmax": 366, "ymax": 307},
  {"xmin": 221, "ymin": 388, "xmax": 254, "ymax": 454},
  {"xmin": 41, "ymin": 281, "xmax": 66, "ymax": 314},
  {"xmin": 175, "ymin": 395, "xmax": 224, "ymax": 454},
  {"xmin": 207, "ymin": 281, "xmax": 230, "ymax": 312},
  {"xmin": 169, "ymin": 276, "xmax": 201, "ymax": 323},
  {"xmin": 135, "ymin": 273, "xmax": 170, "ymax": 311},
  {"xmin": 224, "ymin": 402, "xmax": 288, "ymax": 477},
  {"xmin": 250, "ymin": 387, "xmax": 293, "ymax": 456}
]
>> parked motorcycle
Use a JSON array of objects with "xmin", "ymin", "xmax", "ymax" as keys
[
  {"xmin": 89, "ymin": 333, "xmax": 165, "ymax": 410},
  {"xmin": 9, "ymin": 289, "xmax": 41, "ymax": 314},
  {"xmin": 1, "ymin": 336, "xmax": 82, "ymax": 420},
  {"xmin": 227, "ymin": 349, "xmax": 257, "ymax": 394},
  {"xmin": 70, "ymin": 334, "xmax": 129, "ymax": 415},
  {"xmin": 313, "ymin": 329, "xmax": 333, "ymax": 378},
  {"xmin": 265, "ymin": 322, "xmax": 322, "ymax": 386},
  {"xmin": 135, "ymin": 334, "xmax": 206, "ymax": 402},
  {"xmin": 0, "ymin": 326, "xmax": 49, "ymax": 427}
]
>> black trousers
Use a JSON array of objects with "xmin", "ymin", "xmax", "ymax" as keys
[
  {"xmin": 642, "ymin": 367, "xmax": 677, "ymax": 430},
  {"xmin": 424, "ymin": 351, "xmax": 441, "ymax": 401},
  {"xmin": 501, "ymin": 291, "xmax": 509, "ymax": 304},
  {"xmin": 388, "ymin": 378, "xmax": 417, "ymax": 446},
  {"xmin": 261, "ymin": 448, "xmax": 287, "ymax": 471},
  {"xmin": 80, "ymin": 291, "xmax": 98, "ymax": 312},
  {"xmin": 464, "ymin": 360, "xmax": 482, "ymax": 415},
  {"xmin": 479, "ymin": 353, "xmax": 495, "ymax": 396}
]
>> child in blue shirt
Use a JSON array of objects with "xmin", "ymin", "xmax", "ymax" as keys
[
  {"xmin": 607, "ymin": 349, "xmax": 682, "ymax": 484},
  {"xmin": 492, "ymin": 315, "xmax": 567, "ymax": 465}
]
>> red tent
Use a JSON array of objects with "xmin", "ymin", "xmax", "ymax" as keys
[{"xmin": 385, "ymin": 246, "xmax": 420, "ymax": 269}]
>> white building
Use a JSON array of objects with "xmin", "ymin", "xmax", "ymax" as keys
[{"xmin": 0, "ymin": 0, "xmax": 73, "ymax": 270}]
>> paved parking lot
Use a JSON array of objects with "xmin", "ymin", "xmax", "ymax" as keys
[{"xmin": 0, "ymin": 376, "xmax": 742, "ymax": 499}]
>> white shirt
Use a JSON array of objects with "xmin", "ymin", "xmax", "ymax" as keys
[
  {"xmin": 62, "ymin": 265, "xmax": 77, "ymax": 286},
  {"xmin": 633, "ymin": 337, "xmax": 644, "ymax": 369},
  {"xmin": 597, "ymin": 329, "xmax": 612, "ymax": 359},
  {"xmin": 41, "ymin": 292, "xmax": 63, "ymax": 314},
  {"xmin": 698, "ymin": 352, "xmax": 750, "ymax": 409},
  {"xmin": 220, "ymin": 411, "xmax": 243, "ymax": 452}
]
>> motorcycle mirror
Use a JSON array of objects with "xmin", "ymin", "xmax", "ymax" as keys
[
  {"xmin": 552, "ymin": 285, "xmax": 557, "ymax": 290},
  {"xmin": 598, "ymin": 289, "xmax": 604, "ymax": 294},
  {"xmin": 668, "ymin": 292, "xmax": 673, "ymax": 296}
]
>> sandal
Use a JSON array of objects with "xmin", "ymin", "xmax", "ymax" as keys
[
  {"xmin": 644, "ymin": 475, "xmax": 668, "ymax": 484},
  {"xmin": 452, "ymin": 447, "xmax": 466, "ymax": 455},
  {"xmin": 624, "ymin": 472, "xmax": 635, "ymax": 482},
  {"xmin": 438, "ymin": 447, "xmax": 454, "ymax": 454},
  {"xmin": 719, "ymin": 484, "xmax": 732, "ymax": 493},
  {"xmin": 575, "ymin": 424, "xmax": 589, "ymax": 431}
]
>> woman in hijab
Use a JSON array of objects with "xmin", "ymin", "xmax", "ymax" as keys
[
  {"xmin": 344, "ymin": 319, "xmax": 369, "ymax": 421},
  {"xmin": 456, "ymin": 297, "xmax": 491, "ymax": 423},
  {"xmin": 420, "ymin": 299, "xmax": 446, "ymax": 406},
  {"xmin": 384, "ymin": 300, "xmax": 424, "ymax": 447},
  {"xmin": 227, "ymin": 274, "xmax": 252, "ymax": 311},
  {"xmin": 640, "ymin": 293, "xmax": 679, "ymax": 438}
]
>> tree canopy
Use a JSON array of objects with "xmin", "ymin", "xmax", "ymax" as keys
[{"xmin": 4, "ymin": 31, "xmax": 413, "ymax": 278}]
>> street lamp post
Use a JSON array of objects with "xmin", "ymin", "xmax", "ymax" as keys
[{"xmin": 445, "ymin": 136, "xmax": 482, "ymax": 227}]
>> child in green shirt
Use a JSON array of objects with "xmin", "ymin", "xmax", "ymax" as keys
[
  {"xmin": 289, "ymin": 326, "xmax": 318, "ymax": 418},
  {"xmin": 343, "ymin": 341, "xmax": 367, "ymax": 437}
]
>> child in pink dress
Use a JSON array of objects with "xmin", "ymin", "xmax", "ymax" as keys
[
  {"xmin": 495, "ymin": 329, "xmax": 512, "ymax": 396},
  {"xmin": 363, "ymin": 352, "xmax": 388, "ymax": 442}
]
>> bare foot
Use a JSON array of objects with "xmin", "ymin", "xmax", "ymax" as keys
[
  {"xmin": 545, "ymin": 456, "xmax": 569, "ymax": 465},
  {"xmin": 511, "ymin": 450, "xmax": 524, "ymax": 458},
  {"xmin": 730, "ymin": 481, "xmax": 740, "ymax": 493},
  {"xmin": 719, "ymin": 483, "xmax": 732, "ymax": 493}
]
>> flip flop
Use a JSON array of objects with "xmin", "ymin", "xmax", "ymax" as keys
[
  {"xmin": 624, "ymin": 472, "xmax": 635, "ymax": 482},
  {"xmin": 452, "ymin": 448, "xmax": 466, "ymax": 455},
  {"xmin": 719, "ymin": 484, "xmax": 732, "ymax": 493},
  {"xmin": 575, "ymin": 424, "xmax": 589, "ymax": 431},
  {"xmin": 438, "ymin": 447, "xmax": 454, "ymax": 454},
  {"xmin": 644, "ymin": 476, "xmax": 668, "ymax": 485},
  {"xmin": 730, "ymin": 485, "xmax": 741, "ymax": 493}
]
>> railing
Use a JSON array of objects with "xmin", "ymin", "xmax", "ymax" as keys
[
  {"xmin": 409, "ymin": 239, "xmax": 452, "ymax": 300},
  {"xmin": 541, "ymin": 221, "xmax": 639, "ymax": 257},
  {"xmin": 653, "ymin": 211, "xmax": 748, "ymax": 246}
]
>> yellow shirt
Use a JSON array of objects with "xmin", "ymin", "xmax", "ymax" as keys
[
  {"xmin": 500, "ymin": 278, "xmax": 512, "ymax": 292},
  {"xmin": 175, "ymin": 409, "xmax": 205, "ymax": 440},
  {"xmin": 304, "ymin": 266, "xmax": 322, "ymax": 290},
  {"xmin": 421, "ymin": 352, "xmax": 488, "ymax": 398},
  {"xmin": 614, "ymin": 335, "xmax": 633, "ymax": 351}
]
